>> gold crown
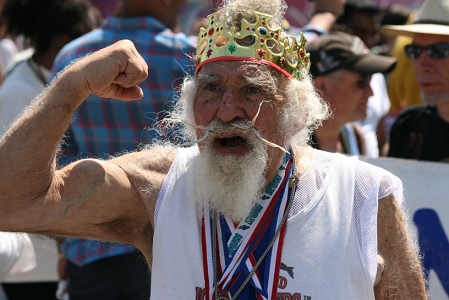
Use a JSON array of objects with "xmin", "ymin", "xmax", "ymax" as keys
[{"xmin": 196, "ymin": 11, "xmax": 310, "ymax": 80}]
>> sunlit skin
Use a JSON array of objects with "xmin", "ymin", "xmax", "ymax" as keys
[
  {"xmin": 193, "ymin": 60, "xmax": 287, "ymax": 184},
  {"xmin": 318, "ymin": 69, "xmax": 373, "ymax": 124},
  {"xmin": 410, "ymin": 33, "xmax": 449, "ymax": 122},
  {"xmin": 411, "ymin": 34, "xmax": 449, "ymax": 99},
  {"xmin": 313, "ymin": 69, "xmax": 372, "ymax": 153}
]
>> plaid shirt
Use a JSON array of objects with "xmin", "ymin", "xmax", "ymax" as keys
[{"xmin": 53, "ymin": 16, "xmax": 195, "ymax": 266}]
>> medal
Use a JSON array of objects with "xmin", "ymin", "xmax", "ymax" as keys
[{"xmin": 202, "ymin": 152, "xmax": 299, "ymax": 300}]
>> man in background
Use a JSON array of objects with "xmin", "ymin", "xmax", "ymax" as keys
[{"xmin": 384, "ymin": 0, "xmax": 449, "ymax": 162}]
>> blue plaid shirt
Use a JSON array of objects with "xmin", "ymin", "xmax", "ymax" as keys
[{"xmin": 53, "ymin": 16, "xmax": 195, "ymax": 266}]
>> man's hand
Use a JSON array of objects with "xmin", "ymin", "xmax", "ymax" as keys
[{"xmin": 66, "ymin": 39, "xmax": 148, "ymax": 102}]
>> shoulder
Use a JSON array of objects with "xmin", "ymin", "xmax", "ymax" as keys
[
  {"xmin": 355, "ymin": 158, "xmax": 403, "ymax": 205},
  {"xmin": 354, "ymin": 158, "xmax": 401, "ymax": 184},
  {"xmin": 391, "ymin": 105, "xmax": 435, "ymax": 135},
  {"xmin": 293, "ymin": 147, "xmax": 402, "ymax": 203},
  {"xmin": 396, "ymin": 104, "xmax": 434, "ymax": 121},
  {"xmin": 105, "ymin": 147, "xmax": 179, "ymax": 220},
  {"xmin": 114, "ymin": 146, "xmax": 178, "ymax": 179},
  {"xmin": 320, "ymin": 150, "xmax": 402, "ymax": 200}
]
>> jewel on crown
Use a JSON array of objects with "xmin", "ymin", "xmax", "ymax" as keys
[{"xmin": 196, "ymin": 11, "xmax": 310, "ymax": 80}]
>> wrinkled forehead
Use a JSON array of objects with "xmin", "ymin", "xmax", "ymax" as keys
[{"xmin": 196, "ymin": 60, "xmax": 281, "ymax": 83}]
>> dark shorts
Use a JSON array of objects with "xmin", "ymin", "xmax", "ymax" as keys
[{"xmin": 67, "ymin": 251, "xmax": 151, "ymax": 300}]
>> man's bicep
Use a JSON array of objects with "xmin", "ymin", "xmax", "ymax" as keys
[
  {"xmin": 13, "ymin": 158, "xmax": 148, "ymax": 244},
  {"xmin": 375, "ymin": 194, "xmax": 428, "ymax": 299}
]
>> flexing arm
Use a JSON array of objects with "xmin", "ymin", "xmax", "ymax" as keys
[
  {"xmin": 374, "ymin": 194, "xmax": 428, "ymax": 299},
  {"xmin": 0, "ymin": 40, "xmax": 151, "ymax": 241}
]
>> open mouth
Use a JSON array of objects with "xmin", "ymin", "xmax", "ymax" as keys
[{"xmin": 216, "ymin": 135, "xmax": 249, "ymax": 150}]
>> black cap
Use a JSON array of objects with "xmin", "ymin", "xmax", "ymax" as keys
[{"xmin": 306, "ymin": 31, "xmax": 396, "ymax": 77}]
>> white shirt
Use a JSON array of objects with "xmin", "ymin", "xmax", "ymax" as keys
[
  {"xmin": 0, "ymin": 59, "xmax": 49, "ymax": 136},
  {"xmin": 152, "ymin": 146, "xmax": 403, "ymax": 299}
]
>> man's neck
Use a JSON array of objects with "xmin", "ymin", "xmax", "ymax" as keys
[
  {"xmin": 313, "ymin": 122, "xmax": 345, "ymax": 153},
  {"xmin": 263, "ymin": 148, "xmax": 287, "ymax": 189}
]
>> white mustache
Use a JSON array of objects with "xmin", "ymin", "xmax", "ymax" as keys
[
  {"xmin": 197, "ymin": 119, "xmax": 289, "ymax": 154},
  {"xmin": 197, "ymin": 119, "xmax": 256, "ymax": 141}
]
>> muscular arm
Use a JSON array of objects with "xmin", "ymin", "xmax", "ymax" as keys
[
  {"xmin": 375, "ymin": 194, "xmax": 428, "ymax": 299},
  {"xmin": 0, "ymin": 40, "xmax": 161, "ymax": 245}
]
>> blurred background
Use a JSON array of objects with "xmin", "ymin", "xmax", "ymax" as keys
[{"xmin": 176, "ymin": 0, "xmax": 424, "ymax": 35}]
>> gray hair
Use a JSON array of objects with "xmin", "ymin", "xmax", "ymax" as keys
[{"xmin": 217, "ymin": 0, "xmax": 287, "ymax": 28}]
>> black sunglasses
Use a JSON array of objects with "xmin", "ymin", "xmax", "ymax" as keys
[{"xmin": 405, "ymin": 43, "xmax": 449, "ymax": 59}]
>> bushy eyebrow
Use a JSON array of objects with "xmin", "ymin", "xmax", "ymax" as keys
[
  {"xmin": 196, "ymin": 73, "xmax": 219, "ymax": 85},
  {"xmin": 195, "ymin": 72, "xmax": 279, "ymax": 94},
  {"xmin": 242, "ymin": 73, "xmax": 278, "ymax": 94}
]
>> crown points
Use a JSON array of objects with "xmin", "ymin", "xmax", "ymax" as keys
[{"xmin": 196, "ymin": 11, "xmax": 310, "ymax": 80}]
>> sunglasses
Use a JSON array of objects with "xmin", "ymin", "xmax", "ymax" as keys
[{"xmin": 405, "ymin": 43, "xmax": 449, "ymax": 59}]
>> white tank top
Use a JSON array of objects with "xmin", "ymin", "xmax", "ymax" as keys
[{"xmin": 151, "ymin": 146, "xmax": 403, "ymax": 299}]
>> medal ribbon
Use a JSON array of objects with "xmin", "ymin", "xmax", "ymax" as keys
[{"xmin": 202, "ymin": 153, "xmax": 292, "ymax": 300}]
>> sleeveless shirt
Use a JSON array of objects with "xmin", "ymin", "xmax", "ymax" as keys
[{"xmin": 152, "ymin": 146, "xmax": 403, "ymax": 299}]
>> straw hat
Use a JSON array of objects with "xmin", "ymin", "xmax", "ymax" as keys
[{"xmin": 382, "ymin": 0, "xmax": 449, "ymax": 37}]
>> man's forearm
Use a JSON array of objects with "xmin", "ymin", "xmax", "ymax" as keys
[{"xmin": 0, "ymin": 65, "xmax": 88, "ymax": 202}]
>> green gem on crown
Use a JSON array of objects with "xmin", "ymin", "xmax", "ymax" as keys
[{"xmin": 196, "ymin": 11, "xmax": 310, "ymax": 80}]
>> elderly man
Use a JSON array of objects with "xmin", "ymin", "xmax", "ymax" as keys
[
  {"xmin": 0, "ymin": 0, "xmax": 427, "ymax": 299},
  {"xmin": 383, "ymin": 0, "xmax": 449, "ymax": 162}
]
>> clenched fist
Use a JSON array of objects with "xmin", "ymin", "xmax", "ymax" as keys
[{"xmin": 61, "ymin": 39, "xmax": 149, "ymax": 102}]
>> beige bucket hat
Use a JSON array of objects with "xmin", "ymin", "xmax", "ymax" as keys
[{"xmin": 382, "ymin": 0, "xmax": 449, "ymax": 37}]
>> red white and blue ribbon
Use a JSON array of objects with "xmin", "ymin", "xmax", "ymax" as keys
[{"xmin": 202, "ymin": 153, "xmax": 293, "ymax": 300}]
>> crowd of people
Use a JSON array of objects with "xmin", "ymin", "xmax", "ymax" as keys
[{"xmin": 0, "ymin": 0, "xmax": 446, "ymax": 298}]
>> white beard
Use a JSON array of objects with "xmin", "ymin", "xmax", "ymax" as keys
[{"xmin": 191, "ymin": 137, "xmax": 268, "ymax": 222}]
